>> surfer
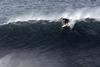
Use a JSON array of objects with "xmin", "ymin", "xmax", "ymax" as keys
[
  {"xmin": 59, "ymin": 18, "xmax": 71, "ymax": 31},
  {"xmin": 61, "ymin": 18, "xmax": 70, "ymax": 28}
]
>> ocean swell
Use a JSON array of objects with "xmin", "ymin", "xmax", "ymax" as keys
[{"xmin": 0, "ymin": 19, "xmax": 100, "ymax": 49}]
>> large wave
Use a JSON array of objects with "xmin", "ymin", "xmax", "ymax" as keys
[
  {"xmin": 0, "ymin": 18, "xmax": 99, "ymax": 49},
  {"xmin": 0, "ymin": 11, "xmax": 100, "ymax": 67},
  {"xmin": 1, "ymin": 0, "xmax": 100, "ymax": 67}
]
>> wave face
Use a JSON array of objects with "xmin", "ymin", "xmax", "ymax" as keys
[
  {"xmin": 0, "ymin": 19, "xmax": 100, "ymax": 67},
  {"xmin": 0, "ymin": 19, "xmax": 100, "ymax": 48},
  {"xmin": 1, "ymin": 0, "xmax": 100, "ymax": 67}
]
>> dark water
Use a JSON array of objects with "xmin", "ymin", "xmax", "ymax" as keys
[
  {"xmin": 0, "ymin": 19, "xmax": 100, "ymax": 67},
  {"xmin": 0, "ymin": 0, "xmax": 100, "ymax": 67},
  {"xmin": 0, "ymin": 19, "xmax": 100, "ymax": 48}
]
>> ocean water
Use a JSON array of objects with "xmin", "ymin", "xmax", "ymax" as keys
[{"xmin": 0, "ymin": 0, "xmax": 100, "ymax": 67}]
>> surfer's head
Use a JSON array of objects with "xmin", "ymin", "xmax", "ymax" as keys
[{"xmin": 62, "ymin": 18, "xmax": 69, "ymax": 24}]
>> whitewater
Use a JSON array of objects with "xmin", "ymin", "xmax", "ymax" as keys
[
  {"xmin": 5, "ymin": 6, "xmax": 100, "ymax": 29},
  {"xmin": 0, "ymin": 0, "xmax": 100, "ymax": 67}
]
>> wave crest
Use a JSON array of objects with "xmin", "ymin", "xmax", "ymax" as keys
[{"xmin": 0, "ymin": 18, "xmax": 100, "ymax": 48}]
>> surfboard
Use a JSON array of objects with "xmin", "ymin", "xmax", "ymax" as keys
[{"xmin": 62, "ymin": 23, "xmax": 70, "ymax": 28}]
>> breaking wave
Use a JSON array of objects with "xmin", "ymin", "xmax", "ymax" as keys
[
  {"xmin": 1, "ymin": 0, "xmax": 100, "ymax": 67},
  {"xmin": 6, "ymin": 7, "xmax": 100, "ymax": 29},
  {"xmin": 0, "ymin": 18, "xmax": 100, "ymax": 49},
  {"xmin": 0, "ymin": 8, "xmax": 100, "ymax": 67}
]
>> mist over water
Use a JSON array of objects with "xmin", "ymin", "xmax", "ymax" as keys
[
  {"xmin": 0, "ymin": 0, "xmax": 99, "ymax": 23},
  {"xmin": 0, "ymin": 0, "xmax": 100, "ymax": 67}
]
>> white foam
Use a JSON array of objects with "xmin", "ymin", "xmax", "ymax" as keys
[
  {"xmin": 61, "ymin": 7, "xmax": 100, "ymax": 28},
  {"xmin": 7, "ymin": 14, "xmax": 61, "ymax": 23},
  {"xmin": 0, "ymin": 54, "xmax": 13, "ymax": 67},
  {"xmin": 6, "ymin": 7, "xmax": 100, "ymax": 28},
  {"xmin": 62, "ymin": 7, "xmax": 100, "ymax": 20}
]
